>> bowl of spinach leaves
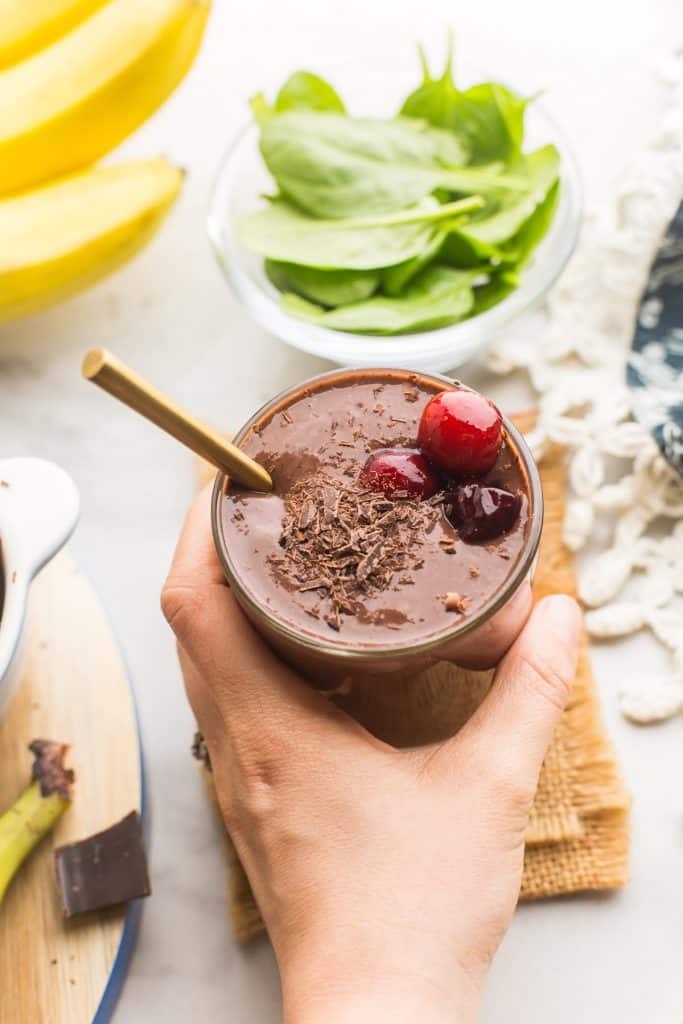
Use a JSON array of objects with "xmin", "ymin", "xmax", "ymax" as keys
[{"xmin": 208, "ymin": 44, "xmax": 582, "ymax": 371}]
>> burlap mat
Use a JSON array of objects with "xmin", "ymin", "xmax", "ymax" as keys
[{"xmin": 197, "ymin": 411, "xmax": 630, "ymax": 942}]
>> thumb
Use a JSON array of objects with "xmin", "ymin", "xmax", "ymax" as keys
[
  {"xmin": 421, "ymin": 596, "xmax": 581, "ymax": 797},
  {"xmin": 464, "ymin": 595, "xmax": 582, "ymax": 792}
]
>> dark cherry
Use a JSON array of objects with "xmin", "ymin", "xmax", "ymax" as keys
[
  {"xmin": 444, "ymin": 483, "xmax": 521, "ymax": 542},
  {"xmin": 360, "ymin": 448, "xmax": 439, "ymax": 500},
  {"xmin": 417, "ymin": 387, "xmax": 503, "ymax": 475}
]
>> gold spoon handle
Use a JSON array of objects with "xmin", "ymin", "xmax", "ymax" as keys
[{"xmin": 82, "ymin": 348, "xmax": 272, "ymax": 492}]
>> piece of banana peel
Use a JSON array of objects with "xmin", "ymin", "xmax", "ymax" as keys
[{"xmin": 0, "ymin": 740, "xmax": 74, "ymax": 905}]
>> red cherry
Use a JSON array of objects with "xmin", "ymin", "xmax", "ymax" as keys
[
  {"xmin": 444, "ymin": 483, "xmax": 521, "ymax": 542},
  {"xmin": 360, "ymin": 448, "xmax": 439, "ymax": 500},
  {"xmin": 417, "ymin": 388, "xmax": 503, "ymax": 476}
]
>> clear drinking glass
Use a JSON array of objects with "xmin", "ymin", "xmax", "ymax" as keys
[{"xmin": 211, "ymin": 368, "xmax": 543, "ymax": 689}]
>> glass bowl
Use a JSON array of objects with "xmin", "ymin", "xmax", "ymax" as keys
[{"xmin": 207, "ymin": 76, "xmax": 582, "ymax": 373}]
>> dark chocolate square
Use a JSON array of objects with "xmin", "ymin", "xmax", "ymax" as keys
[{"xmin": 55, "ymin": 811, "xmax": 150, "ymax": 918}]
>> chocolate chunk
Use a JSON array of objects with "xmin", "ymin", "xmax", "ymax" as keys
[
  {"xmin": 443, "ymin": 592, "xmax": 471, "ymax": 613},
  {"xmin": 297, "ymin": 577, "xmax": 330, "ymax": 592},
  {"xmin": 322, "ymin": 485, "xmax": 339, "ymax": 523},
  {"xmin": 298, "ymin": 502, "xmax": 317, "ymax": 530},
  {"xmin": 356, "ymin": 540, "xmax": 385, "ymax": 583},
  {"xmin": 55, "ymin": 812, "xmax": 150, "ymax": 918}
]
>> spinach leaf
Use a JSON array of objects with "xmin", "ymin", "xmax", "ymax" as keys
[
  {"xmin": 439, "ymin": 230, "xmax": 504, "ymax": 268},
  {"xmin": 265, "ymin": 260, "xmax": 379, "ymax": 306},
  {"xmin": 239, "ymin": 195, "xmax": 484, "ymax": 270},
  {"xmin": 450, "ymin": 83, "xmax": 529, "ymax": 165},
  {"xmin": 470, "ymin": 181, "xmax": 561, "ymax": 314},
  {"xmin": 249, "ymin": 71, "xmax": 344, "ymax": 127},
  {"xmin": 274, "ymin": 71, "xmax": 345, "ymax": 114},
  {"xmin": 453, "ymin": 145, "xmax": 559, "ymax": 248},
  {"xmin": 439, "ymin": 146, "xmax": 558, "ymax": 269},
  {"xmin": 501, "ymin": 178, "xmax": 560, "ymax": 265},
  {"xmin": 399, "ymin": 37, "xmax": 460, "ymax": 130},
  {"xmin": 400, "ymin": 41, "xmax": 529, "ymax": 164},
  {"xmin": 281, "ymin": 265, "xmax": 476, "ymax": 334},
  {"xmin": 380, "ymin": 228, "xmax": 447, "ymax": 295},
  {"xmin": 471, "ymin": 273, "xmax": 517, "ymax": 314},
  {"xmin": 258, "ymin": 111, "xmax": 522, "ymax": 219}
]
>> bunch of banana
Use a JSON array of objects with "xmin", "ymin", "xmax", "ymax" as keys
[
  {"xmin": 0, "ymin": 160, "xmax": 184, "ymax": 322},
  {"xmin": 0, "ymin": 0, "xmax": 110, "ymax": 70},
  {"xmin": 0, "ymin": 0, "xmax": 210, "ymax": 322}
]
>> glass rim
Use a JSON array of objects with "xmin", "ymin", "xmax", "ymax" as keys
[{"xmin": 211, "ymin": 367, "xmax": 544, "ymax": 663}]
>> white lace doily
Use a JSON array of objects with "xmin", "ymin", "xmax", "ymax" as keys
[{"xmin": 487, "ymin": 52, "xmax": 683, "ymax": 724}]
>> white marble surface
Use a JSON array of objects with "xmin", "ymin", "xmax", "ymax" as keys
[{"xmin": 2, "ymin": 1, "xmax": 682, "ymax": 1020}]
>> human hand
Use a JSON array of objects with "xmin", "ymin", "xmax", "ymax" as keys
[{"xmin": 162, "ymin": 488, "xmax": 581, "ymax": 1024}]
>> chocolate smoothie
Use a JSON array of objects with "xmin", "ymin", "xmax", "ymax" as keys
[{"xmin": 219, "ymin": 370, "xmax": 531, "ymax": 650}]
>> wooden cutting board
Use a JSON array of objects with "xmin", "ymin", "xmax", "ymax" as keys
[{"xmin": 0, "ymin": 552, "xmax": 144, "ymax": 1024}]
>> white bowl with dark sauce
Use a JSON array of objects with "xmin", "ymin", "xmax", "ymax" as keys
[{"xmin": 0, "ymin": 459, "xmax": 79, "ymax": 719}]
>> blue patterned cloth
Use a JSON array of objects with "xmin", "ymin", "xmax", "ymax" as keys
[{"xmin": 627, "ymin": 200, "xmax": 683, "ymax": 476}]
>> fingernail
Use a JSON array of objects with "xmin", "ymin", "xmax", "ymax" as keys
[{"xmin": 536, "ymin": 594, "xmax": 582, "ymax": 645}]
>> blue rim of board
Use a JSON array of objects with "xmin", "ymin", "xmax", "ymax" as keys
[{"xmin": 80, "ymin": 564, "xmax": 149, "ymax": 1024}]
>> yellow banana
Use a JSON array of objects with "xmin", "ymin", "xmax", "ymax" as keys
[
  {"xmin": 0, "ymin": 0, "xmax": 110, "ymax": 70},
  {"xmin": 0, "ymin": 741, "xmax": 72, "ymax": 906},
  {"xmin": 0, "ymin": 159, "xmax": 183, "ymax": 322},
  {"xmin": 0, "ymin": 0, "xmax": 209, "ymax": 196}
]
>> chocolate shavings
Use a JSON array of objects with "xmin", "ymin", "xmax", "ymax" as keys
[{"xmin": 269, "ymin": 473, "xmax": 442, "ymax": 631}]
